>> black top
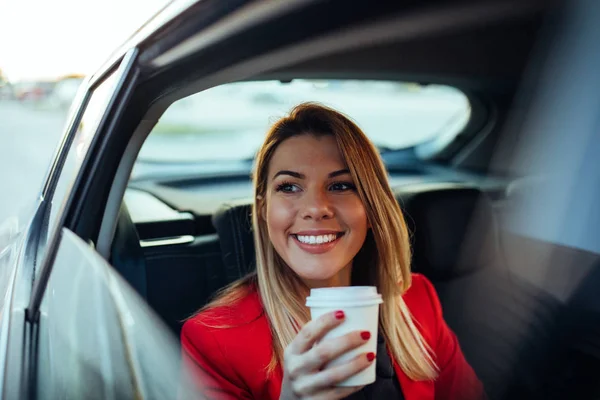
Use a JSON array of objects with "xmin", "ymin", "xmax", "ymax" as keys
[{"xmin": 348, "ymin": 333, "xmax": 405, "ymax": 400}]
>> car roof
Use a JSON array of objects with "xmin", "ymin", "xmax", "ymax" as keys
[{"xmin": 93, "ymin": 0, "xmax": 553, "ymax": 94}]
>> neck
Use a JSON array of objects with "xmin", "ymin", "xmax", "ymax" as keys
[{"xmin": 302, "ymin": 263, "xmax": 352, "ymax": 289}]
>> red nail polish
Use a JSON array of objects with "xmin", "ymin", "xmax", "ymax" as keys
[
  {"xmin": 367, "ymin": 352, "xmax": 376, "ymax": 362},
  {"xmin": 334, "ymin": 311, "xmax": 345, "ymax": 320},
  {"xmin": 360, "ymin": 331, "xmax": 371, "ymax": 340}
]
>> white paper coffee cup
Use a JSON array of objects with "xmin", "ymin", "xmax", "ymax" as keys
[{"xmin": 305, "ymin": 286, "xmax": 383, "ymax": 387}]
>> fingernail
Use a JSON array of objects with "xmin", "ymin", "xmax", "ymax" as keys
[
  {"xmin": 367, "ymin": 352, "xmax": 376, "ymax": 362},
  {"xmin": 360, "ymin": 331, "xmax": 371, "ymax": 340},
  {"xmin": 335, "ymin": 310, "xmax": 345, "ymax": 320}
]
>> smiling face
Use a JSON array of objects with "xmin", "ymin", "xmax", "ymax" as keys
[{"xmin": 264, "ymin": 134, "xmax": 369, "ymax": 288}]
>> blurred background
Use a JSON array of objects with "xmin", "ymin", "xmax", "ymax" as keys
[
  {"xmin": 1, "ymin": 1, "xmax": 599, "ymax": 398},
  {"xmin": 0, "ymin": 0, "xmax": 170, "ymax": 223}
]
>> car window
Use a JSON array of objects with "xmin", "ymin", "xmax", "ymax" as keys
[
  {"xmin": 39, "ymin": 72, "xmax": 118, "ymax": 272},
  {"xmin": 133, "ymin": 80, "xmax": 470, "ymax": 179},
  {"xmin": 36, "ymin": 228, "xmax": 200, "ymax": 399}
]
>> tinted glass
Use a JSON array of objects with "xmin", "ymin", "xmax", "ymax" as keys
[
  {"xmin": 48, "ymin": 72, "xmax": 117, "ymax": 232},
  {"xmin": 36, "ymin": 72, "xmax": 117, "ymax": 276},
  {"xmin": 36, "ymin": 229, "xmax": 200, "ymax": 399}
]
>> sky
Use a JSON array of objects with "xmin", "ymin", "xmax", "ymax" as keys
[{"xmin": 0, "ymin": 0, "xmax": 170, "ymax": 82}]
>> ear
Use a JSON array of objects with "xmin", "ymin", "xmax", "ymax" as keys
[{"xmin": 256, "ymin": 195, "xmax": 266, "ymax": 221}]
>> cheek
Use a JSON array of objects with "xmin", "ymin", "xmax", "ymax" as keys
[
  {"xmin": 341, "ymin": 199, "xmax": 369, "ymax": 234},
  {"xmin": 266, "ymin": 197, "xmax": 296, "ymax": 238}
]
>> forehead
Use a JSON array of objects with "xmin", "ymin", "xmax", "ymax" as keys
[{"xmin": 268, "ymin": 135, "xmax": 346, "ymax": 175}]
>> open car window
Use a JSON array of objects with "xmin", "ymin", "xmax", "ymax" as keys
[{"xmin": 133, "ymin": 80, "xmax": 470, "ymax": 180}]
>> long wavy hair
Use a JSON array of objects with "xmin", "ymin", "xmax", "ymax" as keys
[{"xmin": 202, "ymin": 102, "xmax": 438, "ymax": 381}]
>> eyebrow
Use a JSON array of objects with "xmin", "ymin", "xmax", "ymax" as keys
[{"xmin": 272, "ymin": 169, "xmax": 350, "ymax": 180}]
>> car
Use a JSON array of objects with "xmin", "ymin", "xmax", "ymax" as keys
[
  {"xmin": 0, "ymin": 71, "xmax": 14, "ymax": 101},
  {"xmin": 0, "ymin": 0, "xmax": 599, "ymax": 399},
  {"xmin": 12, "ymin": 80, "xmax": 55, "ymax": 102}
]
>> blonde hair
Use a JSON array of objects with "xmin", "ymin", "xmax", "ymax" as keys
[{"xmin": 202, "ymin": 102, "xmax": 438, "ymax": 381}]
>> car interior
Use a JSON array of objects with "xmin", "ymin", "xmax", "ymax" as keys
[{"xmin": 71, "ymin": 0, "xmax": 599, "ymax": 399}]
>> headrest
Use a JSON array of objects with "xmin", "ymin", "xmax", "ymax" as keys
[
  {"xmin": 211, "ymin": 200, "xmax": 255, "ymax": 280},
  {"xmin": 211, "ymin": 184, "xmax": 500, "ymax": 282},
  {"xmin": 395, "ymin": 183, "xmax": 500, "ymax": 280}
]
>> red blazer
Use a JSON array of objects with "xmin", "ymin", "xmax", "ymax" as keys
[{"xmin": 181, "ymin": 274, "xmax": 484, "ymax": 400}]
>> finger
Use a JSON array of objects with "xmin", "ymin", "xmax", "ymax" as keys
[
  {"xmin": 292, "ymin": 352, "xmax": 375, "ymax": 395},
  {"xmin": 308, "ymin": 385, "xmax": 365, "ymax": 400},
  {"xmin": 297, "ymin": 330, "xmax": 371, "ymax": 374},
  {"xmin": 289, "ymin": 310, "xmax": 345, "ymax": 355}
]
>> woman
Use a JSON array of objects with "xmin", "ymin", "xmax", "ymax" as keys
[{"xmin": 181, "ymin": 103, "xmax": 484, "ymax": 400}]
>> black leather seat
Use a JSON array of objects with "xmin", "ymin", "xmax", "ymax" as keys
[
  {"xmin": 395, "ymin": 183, "xmax": 560, "ymax": 400},
  {"xmin": 111, "ymin": 202, "xmax": 226, "ymax": 337},
  {"xmin": 512, "ymin": 261, "xmax": 600, "ymax": 400},
  {"xmin": 396, "ymin": 183, "xmax": 500, "ymax": 281},
  {"xmin": 211, "ymin": 200, "xmax": 256, "ymax": 283}
]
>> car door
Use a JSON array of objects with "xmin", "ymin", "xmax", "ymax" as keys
[
  {"xmin": 32, "ymin": 228, "xmax": 199, "ymax": 399},
  {"xmin": 1, "ymin": 38, "xmax": 203, "ymax": 397},
  {"xmin": 0, "ymin": 50, "xmax": 203, "ymax": 397},
  {"xmin": 3, "ymin": 2, "xmax": 258, "ymax": 396},
  {"xmin": 0, "ymin": 47, "xmax": 151, "ymax": 400}
]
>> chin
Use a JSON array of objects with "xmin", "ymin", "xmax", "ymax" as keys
[{"xmin": 290, "ymin": 264, "xmax": 346, "ymax": 285}]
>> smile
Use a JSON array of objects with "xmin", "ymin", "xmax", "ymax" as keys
[
  {"xmin": 290, "ymin": 232, "xmax": 345, "ymax": 254},
  {"xmin": 295, "ymin": 233, "xmax": 339, "ymax": 244}
]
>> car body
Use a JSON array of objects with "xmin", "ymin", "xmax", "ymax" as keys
[{"xmin": 0, "ymin": 0, "xmax": 599, "ymax": 399}]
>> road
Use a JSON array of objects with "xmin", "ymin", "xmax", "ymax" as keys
[{"xmin": 0, "ymin": 102, "xmax": 67, "ymax": 225}]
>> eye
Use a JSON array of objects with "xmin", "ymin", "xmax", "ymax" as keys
[
  {"xmin": 329, "ymin": 181, "xmax": 356, "ymax": 192},
  {"xmin": 275, "ymin": 182, "xmax": 301, "ymax": 193}
]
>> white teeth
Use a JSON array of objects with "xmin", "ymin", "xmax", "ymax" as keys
[{"xmin": 296, "ymin": 234, "xmax": 338, "ymax": 244}]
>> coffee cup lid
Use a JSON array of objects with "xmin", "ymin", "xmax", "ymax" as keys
[{"xmin": 305, "ymin": 286, "xmax": 383, "ymax": 308}]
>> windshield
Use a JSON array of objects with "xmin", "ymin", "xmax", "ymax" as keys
[{"xmin": 138, "ymin": 80, "xmax": 470, "ymax": 164}]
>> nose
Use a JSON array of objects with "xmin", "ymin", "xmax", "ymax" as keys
[{"xmin": 300, "ymin": 188, "xmax": 334, "ymax": 221}]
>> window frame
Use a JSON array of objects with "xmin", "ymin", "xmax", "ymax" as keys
[{"xmin": 26, "ymin": 49, "xmax": 138, "ymax": 324}]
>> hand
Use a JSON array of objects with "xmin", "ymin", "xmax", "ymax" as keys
[{"xmin": 279, "ymin": 310, "xmax": 375, "ymax": 400}]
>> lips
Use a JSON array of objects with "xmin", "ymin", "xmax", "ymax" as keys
[{"xmin": 290, "ymin": 231, "xmax": 345, "ymax": 254}]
